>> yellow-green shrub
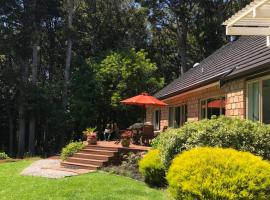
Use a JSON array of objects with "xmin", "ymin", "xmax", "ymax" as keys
[
  {"xmin": 167, "ymin": 147, "xmax": 270, "ymax": 200},
  {"xmin": 61, "ymin": 142, "xmax": 85, "ymax": 160},
  {"xmin": 139, "ymin": 149, "xmax": 166, "ymax": 187}
]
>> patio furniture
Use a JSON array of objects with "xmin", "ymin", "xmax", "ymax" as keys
[{"xmin": 141, "ymin": 124, "xmax": 154, "ymax": 146}]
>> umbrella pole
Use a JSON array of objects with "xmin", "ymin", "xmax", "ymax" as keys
[{"xmin": 143, "ymin": 105, "xmax": 146, "ymax": 125}]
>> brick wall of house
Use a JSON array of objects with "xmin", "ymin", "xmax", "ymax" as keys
[
  {"xmin": 146, "ymin": 79, "xmax": 246, "ymax": 131},
  {"xmin": 146, "ymin": 105, "xmax": 169, "ymax": 130},
  {"xmin": 223, "ymin": 78, "xmax": 246, "ymax": 119},
  {"xmin": 164, "ymin": 84, "xmax": 225, "ymax": 123}
]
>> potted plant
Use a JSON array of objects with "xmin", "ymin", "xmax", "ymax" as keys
[
  {"xmin": 83, "ymin": 127, "xmax": 97, "ymax": 145},
  {"xmin": 121, "ymin": 131, "xmax": 132, "ymax": 147}
]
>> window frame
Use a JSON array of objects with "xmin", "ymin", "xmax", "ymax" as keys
[
  {"xmin": 246, "ymin": 74, "xmax": 270, "ymax": 123},
  {"xmin": 199, "ymin": 96, "xmax": 226, "ymax": 119},
  {"xmin": 168, "ymin": 104, "xmax": 187, "ymax": 128},
  {"xmin": 152, "ymin": 109, "xmax": 161, "ymax": 131}
]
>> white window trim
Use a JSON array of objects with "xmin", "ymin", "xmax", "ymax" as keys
[{"xmin": 246, "ymin": 74, "xmax": 270, "ymax": 123}]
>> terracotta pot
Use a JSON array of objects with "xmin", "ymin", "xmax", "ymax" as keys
[
  {"xmin": 121, "ymin": 139, "xmax": 130, "ymax": 147},
  {"xmin": 87, "ymin": 132, "xmax": 97, "ymax": 145},
  {"xmin": 88, "ymin": 137, "xmax": 97, "ymax": 145}
]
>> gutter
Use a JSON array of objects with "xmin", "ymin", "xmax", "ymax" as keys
[
  {"xmin": 219, "ymin": 67, "xmax": 236, "ymax": 87},
  {"xmin": 158, "ymin": 71, "xmax": 229, "ymax": 100},
  {"xmin": 221, "ymin": 63, "xmax": 270, "ymax": 82}
]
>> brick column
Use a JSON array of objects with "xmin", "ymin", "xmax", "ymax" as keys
[{"xmin": 224, "ymin": 79, "xmax": 246, "ymax": 119}]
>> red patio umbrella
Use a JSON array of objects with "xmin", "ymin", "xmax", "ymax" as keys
[
  {"xmin": 207, "ymin": 99, "xmax": 226, "ymax": 108},
  {"xmin": 121, "ymin": 92, "xmax": 167, "ymax": 126},
  {"xmin": 120, "ymin": 92, "xmax": 167, "ymax": 107}
]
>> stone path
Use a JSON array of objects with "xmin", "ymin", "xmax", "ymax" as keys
[{"xmin": 21, "ymin": 159, "xmax": 92, "ymax": 179}]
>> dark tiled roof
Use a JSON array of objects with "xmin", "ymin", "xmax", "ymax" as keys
[{"xmin": 155, "ymin": 36, "xmax": 270, "ymax": 99}]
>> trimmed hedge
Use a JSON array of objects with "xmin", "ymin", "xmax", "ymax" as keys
[
  {"xmin": 152, "ymin": 116, "xmax": 270, "ymax": 168},
  {"xmin": 61, "ymin": 142, "xmax": 85, "ymax": 160},
  {"xmin": 139, "ymin": 149, "xmax": 166, "ymax": 187},
  {"xmin": 167, "ymin": 147, "xmax": 270, "ymax": 200}
]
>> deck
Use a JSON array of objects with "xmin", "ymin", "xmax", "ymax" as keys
[{"xmin": 94, "ymin": 141, "xmax": 151, "ymax": 151}]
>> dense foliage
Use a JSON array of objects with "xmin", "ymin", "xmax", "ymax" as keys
[
  {"xmin": 60, "ymin": 142, "xmax": 85, "ymax": 160},
  {"xmin": 139, "ymin": 149, "xmax": 166, "ymax": 187},
  {"xmin": 167, "ymin": 147, "xmax": 270, "ymax": 200},
  {"xmin": 152, "ymin": 116, "xmax": 270, "ymax": 168},
  {"xmin": 0, "ymin": 0, "xmax": 251, "ymax": 157}
]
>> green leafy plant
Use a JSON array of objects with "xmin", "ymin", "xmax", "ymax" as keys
[
  {"xmin": 61, "ymin": 142, "xmax": 85, "ymax": 160},
  {"xmin": 83, "ymin": 127, "xmax": 96, "ymax": 137},
  {"xmin": 0, "ymin": 152, "xmax": 9, "ymax": 160},
  {"xmin": 167, "ymin": 147, "xmax": 270, "ymax": 200},
  {"xmin": 139, "ymin": 149, "xmax": 166, "ymax": 187},
  {"xmin": 152, "ymin": 116, "xmax": 270, "ymax": 168}
]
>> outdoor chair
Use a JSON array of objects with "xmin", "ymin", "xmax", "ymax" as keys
[{"xmin": 141, "ymin": 124, "xmax": 154, "ymax": 146}]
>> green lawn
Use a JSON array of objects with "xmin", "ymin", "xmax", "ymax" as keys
[{"xmin": 0, "ymin": 159, "xmax": 167, "ymax": 200}]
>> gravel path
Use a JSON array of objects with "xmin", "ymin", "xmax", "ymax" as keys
[{"xmin": 21, "ymin": 159, "xmax": 78, "ymax": 179}]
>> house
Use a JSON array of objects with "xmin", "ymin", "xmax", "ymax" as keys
[
  {"xmin": 146, "ymin": 0, "xmax": 270, "ymax": 131},
  {"xmin": 146, "ymin": 36, "xmax": 270, "ymax": 131}
]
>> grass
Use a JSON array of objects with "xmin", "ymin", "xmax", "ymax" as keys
[{"xmin": 0, "ymin": 159, "xmax": 167, "ymax": 200}]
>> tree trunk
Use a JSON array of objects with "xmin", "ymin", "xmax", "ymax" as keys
[
  {"xmin": 176, "ymin": 19, "xmax": 188, "ymax": 75},
  {"xmin": 63, "ymin": 38, "xmax": 72, "ymax": 109},
  {"xmin": 18, "ymin": 103, "xmax": 26, "ymax": 158},
  {"xmin": 8, "ymin": 109, "xmax": 14, "ymax": 156},
  {"xmin": 29, "ymin": 38, "xmax": 39, "ymax": 155},
  {"xmin": 61, "ymin": 0, "xmax": 75, "ymax": 149},
  {"xmin": 18, "ymin": 61, "xmax": 28, "ymax": 158},
  {"xmin": 63, "ymin": 0, "xmax": 74, "ymax": 110}
]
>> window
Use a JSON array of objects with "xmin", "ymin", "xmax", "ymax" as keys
[
  {"xmin": 153, "ymin": 110, "xmax": 161, "ymax": 131},
  {"xmin": 247, "ymin": 75, "xmax": 270, "ymax": 124},
  {"xmin": 247, "ymin": 82, "xmax": 260, "ymax": 121},
  {"xmin": 200, "ymin": 97, "xmax": 226, "ymax": 119},
  {"xmin": 168, "ymin": 105, "xmax": 187, "ymax": 128},
  {"xmin": 262, "ymin": 79, "xmax": 270, "ymax": 124}
]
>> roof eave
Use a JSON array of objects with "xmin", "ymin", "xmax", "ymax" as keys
[
  {"xmin": 221, "ymin": 63, "xmax": 270, "ymax": 82},
  {"xmin": 157, "ymin": 76, "xmax": 222, "ymax": 100}
]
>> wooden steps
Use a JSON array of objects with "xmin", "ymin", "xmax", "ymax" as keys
[
  {"xmin": 61, "ymin": 161, "xmax": 98, "ymax": 170},
  {"xmin": 61, "ymin": 145, "xmax": 120, "ymax": 170},
  {"xmin": 67, "ymin": 157, "xmax": 107, "ymax": 166},
  {"xmin": 73, "ymin": 152, "xmax": 110, "ymax": 160},
  {"xmin": 61, "ymin": 142, "xmax": 149, "ymax": 171}
]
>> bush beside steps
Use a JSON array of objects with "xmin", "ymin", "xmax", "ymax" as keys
[{"xmin": 61, "ymin": 142, "xmax": 85, "ymax": 160}]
